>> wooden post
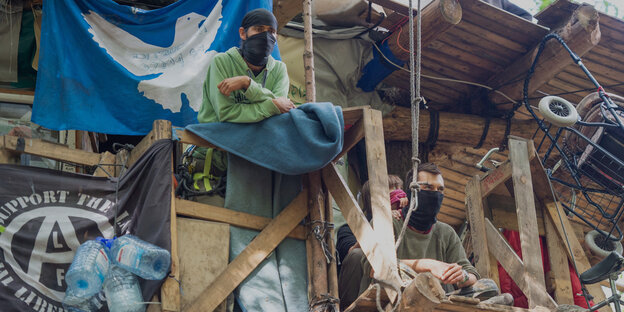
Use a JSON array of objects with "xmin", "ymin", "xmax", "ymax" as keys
[
  {"xmin": 325, "ymin": 190, "xmax": 339, "ymax": 312},
  {"xmin": 307, "ymin": 171, "xmax": 329, "ymax": 311},
  {"xmin": 509, "ymin": 138, "xmax": 547, "ymax": 309},
  {"xmin": 93, "ymin": 151, "xmax": 116, "ymax": 177},
  {"xmin": 544, "ymin": 215, "xmax": 574, "ymax": 305},
  {"xmin": 465, "ymin": 176, "xmax": 493, "ymax": 279},
  {"xmin": 303, "ymin": 0, "xmax": 315, "ymax": 104},
  {"xmin": 544, "ymin": 202, "xmax": 610, "ymax": 311}
]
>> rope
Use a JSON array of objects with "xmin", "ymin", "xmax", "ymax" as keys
[
  {"xmin": 309, "ymin": 220, "xmax": 335, "ymax": 264},
  {"xmin": 372, "ymin": 278, "xmax": 403, "ymax": 312},
  {"xmin": 395, "ymin": 0, "xmax": 422, "ymax": 255},
  {"xmin": 308, "ymin": 293, "xmax": 339, "ymax": 312}
]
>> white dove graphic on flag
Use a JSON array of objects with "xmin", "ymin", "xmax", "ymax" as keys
[{"xmin": 81, "ymin": 0, "xmax": 223, "ymax": 113}]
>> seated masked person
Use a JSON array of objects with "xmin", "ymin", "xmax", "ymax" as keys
[{"xmin": 342, "ymin": 163, "xmax": 480, "ymax": 308}]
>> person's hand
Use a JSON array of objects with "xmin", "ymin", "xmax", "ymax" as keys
[
  {"xmin": 218, "ymin": 76, "xmax": 251, "ymax": 96},
  {"xmin": 391, "ymin": 209, "xmax": 402, "ymax": 220},
  {"xmin": 416, "ymin": 259, "xmax": 463, "ymax": 285},
  {"xmin": 399, "ymin": 197, "xmax": 409, "ymax": 208},
  {"xmin": 272, "ymin": 97, "xmax": 296, "ymax": 113},
  {"xmin": 441, "ymin": 263, "xmax": 465, "ymax": 285}
]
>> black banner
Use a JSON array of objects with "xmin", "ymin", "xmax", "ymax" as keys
[{"xmin": 0, "ymin": 139, "xmax": 173, "ymax": 311}]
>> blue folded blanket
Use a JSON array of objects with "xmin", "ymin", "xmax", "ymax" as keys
[{"xmin": 186, "ymin": 102, "xmax": 344, "ymax": 175}]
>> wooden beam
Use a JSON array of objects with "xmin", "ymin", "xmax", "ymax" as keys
[
  {"xmin": 93, "ymin": 151, "xmax": 116, "ymax": 177},
  {"xmin": 480, "ymin": 161, "xmax": 512, "ymax": 199},
  {"xmin": 127, "ymin": 120, "xmax": 172, "ymax": 168},
  {"xmin": 382, "ymin": 107, "xmax": 537, "ymax": 149},
  {"xmin": 185, "ymin": 192, "xmax": 308, "ymax": 312},
  {"xmin": 334, "ymin": 117, "xmax": 364, "ymax": 161},
  {"xmin": 1, "ymin": 135, "xmax": 101, "ymax": 166},
  {"xmin": 509, "ymin": 138, "xmax": 549, "ymax": 309},
  {"xmin": 487, "ymin": 195, "xmax": 546, "ymax": 236},
  {"xmin": 175, "ymin": 198, "xmax": 307, "ymax": 240},
  {"xmin": 544, "ymin": 215, "xmax": 574, "ymax": 305},
  {"xmin": 363, "ymin": 108, "xmax": 400, "ymax": 302},
  {"xmin": 465, "ymin": 176, "xmax": 492, "ymax": 279},
  {"xmin": 342, "ymin": 106, "xmax": 365, "ymax": 126},
  {"xmin": 307, "ymin": 170, "xmax": 329, "ymax": 305},
  {"xmin": 485, "ymin": 218, "xmax": 526, "ymax": 290},
  {"xmin": 322, "ymin": 163, "xmax": 401, "ymax": 300},
  {"xmin": 175, "ymin": 129, "xmax": 217, "ymax": 149},
  {"xmin": 387, "ymin": 0, "xmax": 462, "ymax": 62},
  {"xmin": 161, "ymin": 170, "xmax": 180, "ymax": 312},
  {"xmin": 485, "ymin": 219, "xmax": 557, "ymax": 309},
  {"xmin": 488, "ymin": 4, "xmax": 601, "ymax": 107},
  {"xmin": 544, "ymin": 202, "xmax": 609, "ymax": 310},
  {"xmin": 273, "ymin": 0, "xmax": 301, "ymax": 30}
]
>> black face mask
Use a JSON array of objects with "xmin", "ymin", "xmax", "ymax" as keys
[
  {"xmin": 241, "ymin": 31, "xmax": 276, "ymax": 67},
  {"xmin": 402, "ymin": 190, "xmax": 443, "ymax": 231}
]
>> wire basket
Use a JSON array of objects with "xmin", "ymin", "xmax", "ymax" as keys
[{"xmin": 534, "ymin": 95, "xmax": 624, "ymax": 243}]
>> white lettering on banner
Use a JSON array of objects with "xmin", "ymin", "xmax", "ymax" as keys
[
  {"xmin": 56, "ymin": 269, "xmax": 64, "ymax": 287},
  {"xmin": 0, "ymin": 191, "xmax": 70, "ymax": 226},
  {"xmin": 0, "ymin": 262, "xmax": 14, "ymax": 286},
  {"xmin": 0, "ymin": 207, "xmax": 113, "ymax": 301},
  {"xmin": 82, "ymin": 0, "xmax": 224, "ymax": 113}
]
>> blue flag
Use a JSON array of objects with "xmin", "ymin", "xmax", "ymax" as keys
[{"xmin": 33, "ymin": 0, "xmax": 277, "ymax": 135}]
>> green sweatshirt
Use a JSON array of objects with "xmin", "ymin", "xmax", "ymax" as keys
[
  {"xmin": 197, "ymin": 47, "xmax": 290, "ymax": 123},
  {"xmin": 360, "ymin": 219, "xmax": 479, "ymax": 293}
]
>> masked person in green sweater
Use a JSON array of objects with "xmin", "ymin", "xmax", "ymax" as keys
[
  {"xmin": 339, "ymin": 163, "xmax": 485, "ymax": 309},
  {"xmin": 197, "ymin": 8, "xmax": 295, "ymax": 124}
]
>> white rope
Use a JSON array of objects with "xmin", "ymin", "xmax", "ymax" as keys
[{"xmin": 395, "ymin": 0, "xmax": 422, "ymax": 252}]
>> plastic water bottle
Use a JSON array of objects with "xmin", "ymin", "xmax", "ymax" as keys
[
  {"xmin": 66, "ymin": 240, "xmax": 110, "ymax": 298},
  {"xmin": 103, "ymin": 266, "xmax": 145, "ymax": 312},
  {"xmin": 109, "ymin": 235, "xmax": 170, "ymax": 280},
  {"xmin": 62, "ymin": 289, "xmax": 103, "ymax": 312}
]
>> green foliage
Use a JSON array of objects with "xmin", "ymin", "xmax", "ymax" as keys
[{"xmin": 532, "ymin": 0, "xmax": 622, "ymax": 18}]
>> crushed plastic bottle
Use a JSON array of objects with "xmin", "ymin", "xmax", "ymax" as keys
[
  {"xmin": 66, "ymin": 240, "xmax": 110, "ymax": 298},
  {"xmin": 103, "ymin": 266, "xmax": 145, "ymax": 312},
  {"xmin": 109, "ymin": 235, "xmax": 170, "ymax": 280},
  {"xmin": 62, "ymin": 289, "xmax": 105, "ymax": 312}
]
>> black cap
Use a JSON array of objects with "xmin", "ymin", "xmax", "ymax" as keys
[{"xmin": 241, "ymin": 8, "xmax": 278, "ymax": 31}]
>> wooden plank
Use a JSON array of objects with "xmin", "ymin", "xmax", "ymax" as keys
[
  {"xmin": 480, "ymin": 161, "xmax": 512, "ymax": 200},
  {"xmin": 342, "ymin": 106, "xmax": 365, "ymax": 126},
  {"xmin": 93, "ymin": 151, "xmax": 116, "ymax": 177},
  {"xmin": 162, "ymin": 152, "xmax": 180, "ymax": 312},
  {"xmin": 175, "ymin": 129, "xmax": 217, "ymax": 149},
  {"xmin": 362, "ymin": 108, "xmax": 400, "ymax": 302},
  {"xmin": 544, "ymin": 215, "xmax": 574, "ymax": 305},
  {"xmin": 273, "ymin": 0, "xmax": 301, "ymax": 30},
  {"xmin": 509, "ymin": 138, "xmax": 548, "ymax": 308},
  {"xmin": 334, "ymin": 117, "xmax": 364, "ymax": 161},
  {"xmin": 175, "ymin": 198, "xmax": 307, "ymax": 240},
  {"xmin": 465, "ymin": 176, "xmax": 491, "ymax": 278},
  {"xmin": 325, "ymin": 191, "xmax": 339, "ymax": 311},
  {"xmin": 322, "ymin": 163, "xmax": 401, "ymax": 300},
  {"xmin": 128, "ymin": 120, "xmax": 172, "ymax": 168},
  {"xmin": 177, "ymin": 218, "xmax": 229, "ymax": 311},
  {"xmin": 544, "ymin": 202, "xmax": 610, "ymax": 310},
  {"xmin": 485, "ymin": 219, "xmax": 556, "ymax": 309},
  {"xmin": 185, "ymin": 191, "xmax": 308, "ymax": 312},
  {"xmin": 488, "ymin": 195, "xmax": 546, "ymax": 236},
  {"xmin": 2, "ymin": 135, "xmax": 101, "ymax": 166},
  {"xmin": 485, "ymin": 218, "xmax": 526, "ymax": 290}
]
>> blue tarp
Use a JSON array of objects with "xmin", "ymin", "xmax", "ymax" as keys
[
  {"xmin": 33, "ymin": 0, "xmax": 279, "ymax": 135},
  {"xmin": 186, "ymin": 102, "xmax": 344, "ymax": 175}
]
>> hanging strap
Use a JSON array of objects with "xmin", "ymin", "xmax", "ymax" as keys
[{"xmin": 193, "ymin": 148, "xmax": 214, "ymax": 192}]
